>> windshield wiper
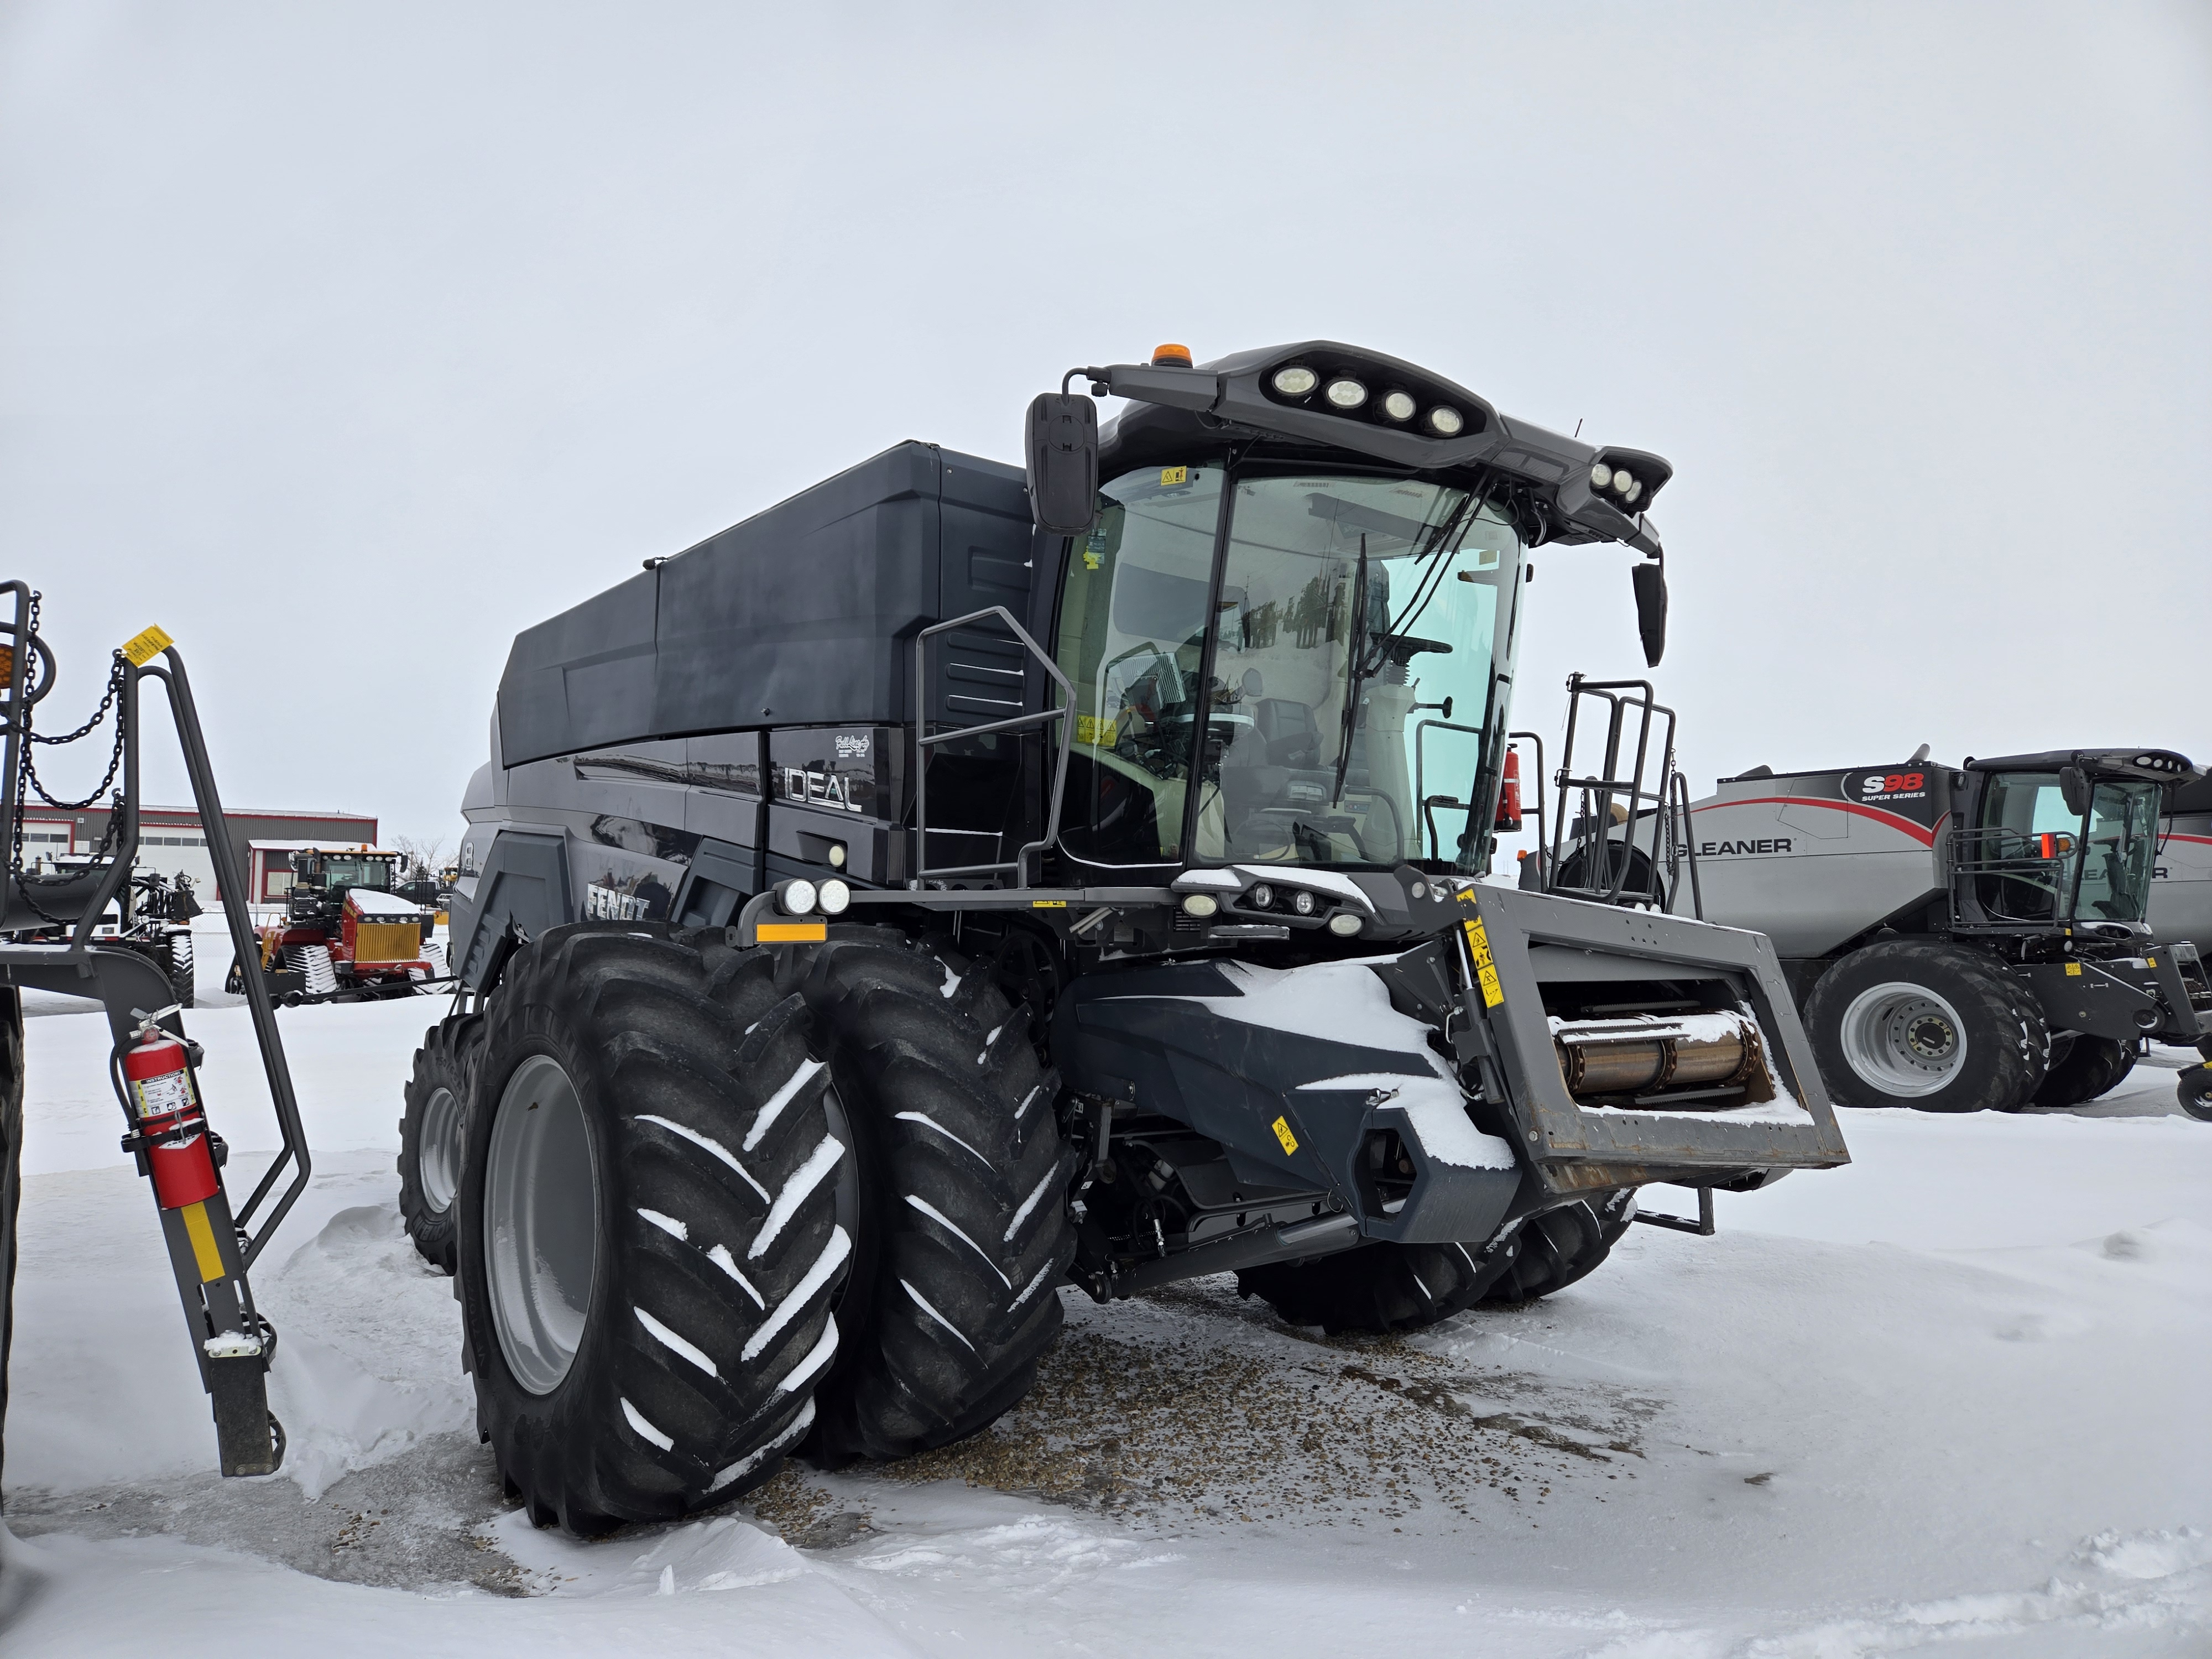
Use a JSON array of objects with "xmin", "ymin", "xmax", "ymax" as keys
[
  {"xmin": 1331, "ymin": 495, "xmax": 1476, "ymax": 807},
  {"xmin": 1332, "ymin": 535, "xmax": 1370, "ymax": 808}
]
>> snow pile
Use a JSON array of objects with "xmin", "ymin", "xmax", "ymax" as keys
[
  {"xmin": 1296, "ymin": 1071, "xmax": 1518, "ymax": 1169},
  {"xmin": 345, "ymin": 888, "xmax": 427, "ymax": 920},
  {"xmin": 1190, "ymin": 956, "xmax": 1458, "ymax": 1082}
]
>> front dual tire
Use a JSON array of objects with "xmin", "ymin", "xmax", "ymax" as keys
[
  {"xmin": 448, "ymin": 922, "xmax": 1077, "ymax": 1533},
  {"xmin": 455, "ymin": 927, "xmax": 848, "ymax": 1533}
]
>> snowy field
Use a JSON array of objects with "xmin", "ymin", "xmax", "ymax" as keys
[{"xmin": 3, "ymin": 922, "xmax": 2208, "ymax": 1657}]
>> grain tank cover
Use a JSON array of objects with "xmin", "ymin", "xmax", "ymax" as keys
[{"xmin": 496, "ymin": 442, "xmax": 1033, "ymax": 767}]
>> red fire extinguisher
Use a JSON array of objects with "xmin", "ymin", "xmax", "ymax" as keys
[
  {"xmin": 1494, "ymin": 745, "xmax": 1524, "ymax": 829},
  {"xmin": 122, "ymin": 1023, "xmax": 221, "ymax": 1211}
]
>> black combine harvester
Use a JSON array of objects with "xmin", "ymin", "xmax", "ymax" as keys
[{"xmin": 408, "ymin": 341, "xmax": 1854, "ymax": 1535}]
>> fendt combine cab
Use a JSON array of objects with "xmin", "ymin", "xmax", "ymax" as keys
[
  {"xmin": 1672, "ymin": 750, "xmax": 2212, "ymax": 1113},
  {"xmin": 414, "ymin": 342, "xmax": 1850, "ymax": 1535}
]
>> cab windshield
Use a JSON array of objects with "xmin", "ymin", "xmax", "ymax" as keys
[
  {"xmin": 312, "ymin": 855, "xmax": 393, "ymax": 891},
  {"xmin": 1055, "ymin": 465, "xmax": 1522, "ymax": 870},
  {"xmin": 1975, "ymin": 773, "xmax": 2161, "ymax": 922}
]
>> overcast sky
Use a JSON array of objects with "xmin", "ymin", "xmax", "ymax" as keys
[{"xmin": 3, "ymin": 2, "xmax": 2206, "ymax": 858}]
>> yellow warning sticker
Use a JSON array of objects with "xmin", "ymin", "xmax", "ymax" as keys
[
  {"xmin": 2065, "ymin": 962, "xmax": 2082, "ymax": 977},
  {"xmin": 1031, "ymin": 899, "xmax": 1067, "ymax": 909},
  {"xmin": 121, "ymin": 625, "xmax": 174, "ymax": 666},
  {"xmin": 1270, "ymin": 1115, "xmax": 1299, "ymax": 1155},
  {"xmin": 1076, "ymin": 713, "xmax": 1119, "ymax": 747},
  {"xmin": 2147, "ymin": 957, "xmax": 2157, "ymax": 969},
  {"xmin": 1463, "ymin": 918, "xmax": 1505, "ymax": 1008},
  {"xmin": 180, "ymin": 1201, "xmax": 225, "ymax": 1282},
  {"xmin": 1159, "ymin": 466, "xmax": 1189, "ymax": 487}
]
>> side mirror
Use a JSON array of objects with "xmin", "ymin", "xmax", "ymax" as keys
[
  {"xmin": 1631, "ymin": 559, "xmax": 1667, "ymax": 667},
  {"xmin": 2058, "ymin": 765, "xmax": 2090, "ymax": 818},
  {"xmin": 1025, "ymin": 393, "xmax": 1098, "ymax": 536}
]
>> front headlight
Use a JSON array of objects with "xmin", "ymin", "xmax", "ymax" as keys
[
  {"xmin": 1427, "ymin": 405, "xmax": 1464, "ymax": 436},
  {"xmin": 778, "ymin": 879, "xmax": 817, "ymax": 916},
  {"xmin": 1272, "ymin": 364, "xmax": 1318, "ymax": 397},
  {"xmin": 816, "ymin": 878, "xmax": 851, "ymax": 916},
  {"xmin": 1324, "ymin": 377, "xmax": 1368, "ymax": 410}
]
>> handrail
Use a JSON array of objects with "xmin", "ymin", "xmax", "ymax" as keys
[
  {"xmin": 1508, "ymin": 729, "xmax": 1549, "ymax": 889},
  {"xmin": 0, "ymin": 582, "xmax": 29, "ymax": 864},
  {"xmin": 140, "ymin": 655, "xmax": 312, "ymax": 1264},
  {"xmin": 911, "ymin": 606, "xmax": 1074, "ymax": 889},
  {"xmin": 1413, "ymin": 716, "xmax": 1486, "ymax": 862},
  {"xmin": 1546, "ymin": 674, "xmax": 1680, "ymax": 909}
]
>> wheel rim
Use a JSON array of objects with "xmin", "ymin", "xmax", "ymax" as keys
[
  {"xmin": 419, "ymin": 1082, "xmax": 463, "ymax": 1213},
  {"xmin": 1838, "ymin": 980, "xmax": 1968, "ymax": 1098},
  {"xmin": 483, "ymin": 1053, "xmax": 598, "ymax": 1395}
]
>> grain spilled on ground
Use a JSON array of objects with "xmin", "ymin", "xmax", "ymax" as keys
[{"xmin": 750, "ymin": 1276, "xmax": 1658, "ymax": 1536}]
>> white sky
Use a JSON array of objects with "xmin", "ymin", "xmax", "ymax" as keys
[{"xmin": 3, "ymin": 2, "xmax": 2206, "ymax": 855}]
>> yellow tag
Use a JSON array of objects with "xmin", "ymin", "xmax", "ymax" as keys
[
  {"xmin": 1463, "ymin": 918, "xmax": 1504, "ymax": 1008},
  {"xmin": 1160, "ymin": 466, "xmax": 1189, "ymax": 487},
  {"xmin": 1076, "ymin": 713, "xmax": 1119, "ymax": 747},
  {"xmin": 2146, "ymin": 957, "xmax": 2157, "ymax": 968},
  {"xmin": 1270, "ymin": 1115, "xmax": 1299, "ymax": 1155},
  {"xmin": 2064, "ymin": 962, "xmax": 2082, "ymax": 976},
  {"xmin": 1031, "ymin": 899, "xmax": 1067, "ymax": 908},
  {"xmin": 1083, "ymin": 550, "xmax": 1103, "ymax": 571},
  {"xmin": 122, "ymin": 625, "xmax": 174, "ymax": 666},
  {"xmin": 756, "ymin": 920, "xmax": 827, "ymax": 943},
  {"xmin": 180, "ymin": 1201, "xmax": 226, "ymax": 1282}
]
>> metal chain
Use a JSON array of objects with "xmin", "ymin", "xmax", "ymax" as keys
[{"xmin": 8, "ymin": 591, "xmax": 133, "ymax": 927}]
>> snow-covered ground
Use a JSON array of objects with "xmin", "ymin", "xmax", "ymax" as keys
[{"xmin": 3, "ymin": 922, "xmax": 2207, "ymax": 1656}]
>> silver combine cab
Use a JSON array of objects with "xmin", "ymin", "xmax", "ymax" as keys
[{"xmin": 2152, "ymin": 771, "xmax": 2212, "ymax": 990}]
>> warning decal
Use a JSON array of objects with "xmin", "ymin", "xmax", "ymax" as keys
[
  {"xmin": 1463, "ymin": 919, "xmax": 1505, "ymax": 1008},
  {"xmin": 122, "ymin": 625, "xmax": 175, "ymax": 666}
]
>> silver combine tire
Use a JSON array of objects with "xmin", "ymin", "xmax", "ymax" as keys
[
  {"xmin": 1806, "ymin": 941, "xmax": 2048, "ymax": 1113},
  {"xmin": 2028, "ymin": 1032, "xmax": 2136, "ymax": 1109},
  {"xmin": 2178, "ymin": 1064, "xmax": 2212, "ymax": 1123},
  {"xmin": 1835, "ymin": 980, "xmax": 1970, "ymax": 1099}
]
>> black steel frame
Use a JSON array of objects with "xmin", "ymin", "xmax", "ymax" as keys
[{"xmin": 0, "ymin": 581, "xmax": 310, "ymax": 1474}]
